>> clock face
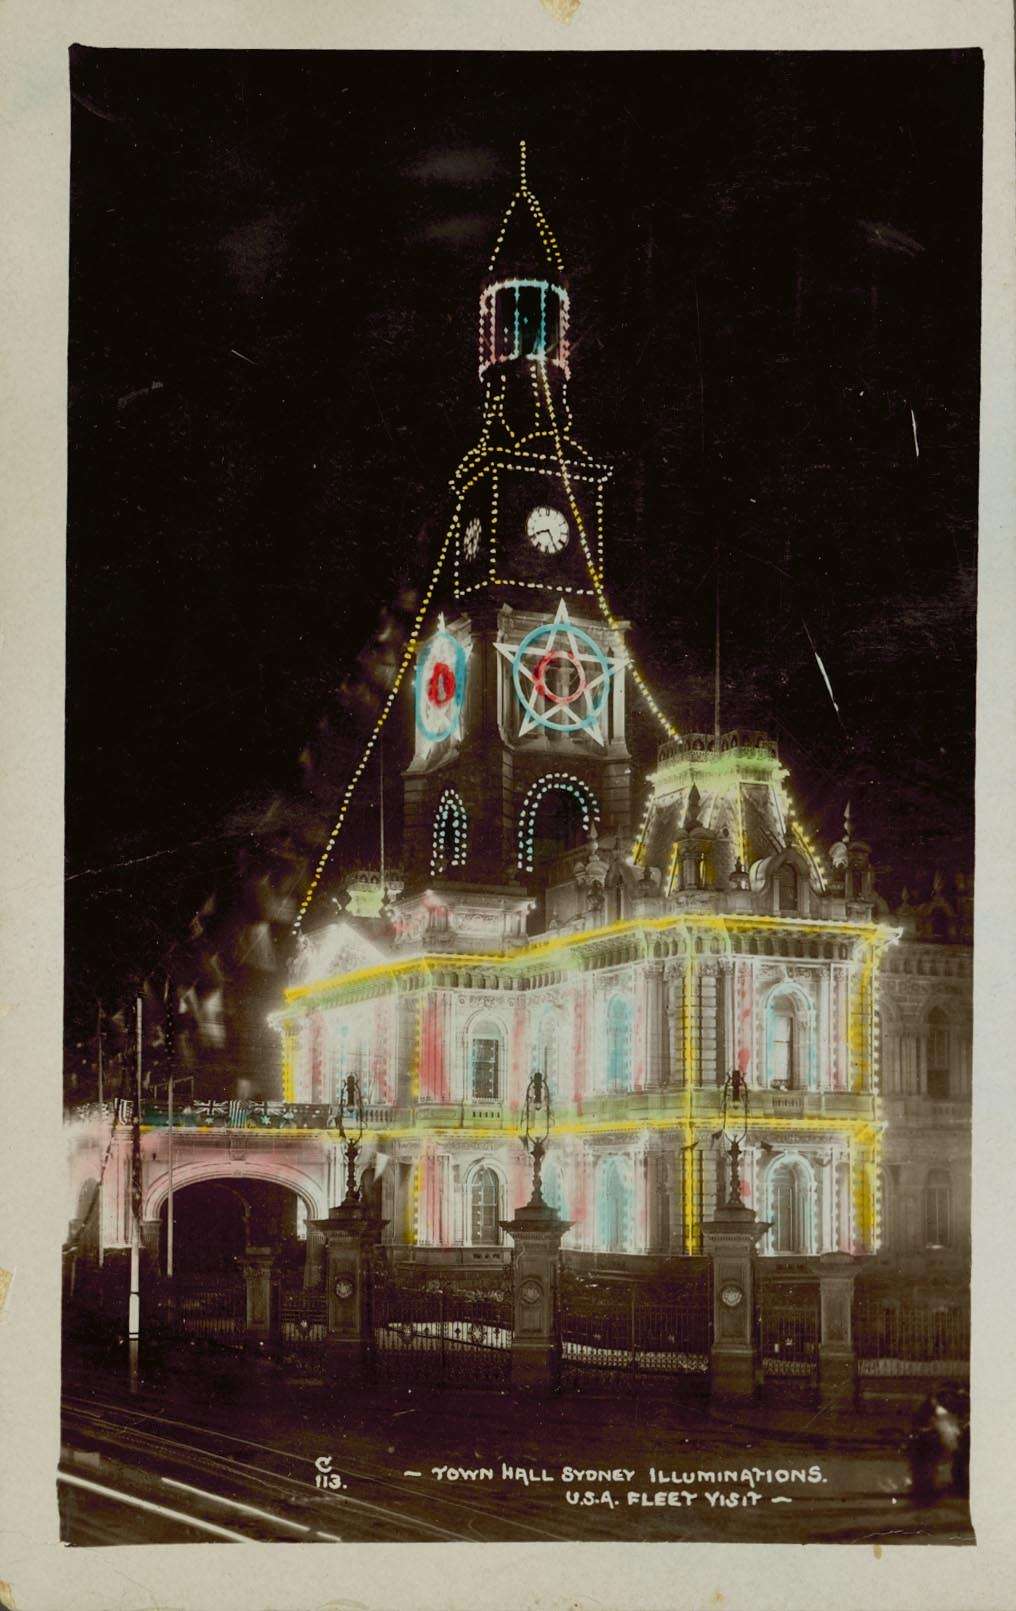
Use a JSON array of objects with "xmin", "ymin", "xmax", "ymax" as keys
[
  {"xmin": 526, "ymin": 505, "xmax": 570, "ymax": 555},
  {"xmin": 463, "ymin": 516, "xmax": 482, "ymax": 560},
  {"xmin": 720, "ymin": 1282, "xmax": 744, "ymax": 1309}
]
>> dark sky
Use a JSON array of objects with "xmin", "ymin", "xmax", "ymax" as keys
[{"xmin": 66, "ymin": 48, "xmax": 982, "ymax": 1039}]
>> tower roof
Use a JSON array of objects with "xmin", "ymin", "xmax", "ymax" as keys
[{"xmin": 486, "ymin": 141, "xmax": 565, "ymax": 281}]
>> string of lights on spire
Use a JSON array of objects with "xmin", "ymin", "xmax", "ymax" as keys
[
  {"xmin": 292, "ymin": 520, "xmax": 457, "ymax": 933},
  {"xmin": 293, "ymin": 141, "xmax": 829, "ymax": 931},
  {"xmin": 535, "ymin": 356, "xmax": 680, "ymax": 743}
]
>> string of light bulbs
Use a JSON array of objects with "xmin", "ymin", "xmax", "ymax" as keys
[
  {"xmin": 293, "ymin": 520, "xmax": 457, "ymax": 933},
  {"xmin": 535, "ymin": 356, "xmax": 680, "ymax": 743}
]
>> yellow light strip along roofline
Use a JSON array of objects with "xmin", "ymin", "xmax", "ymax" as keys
[
  {"xmin": 279, "ymin": 911, "xmax": 900, "ymax": 1011},
  {"xmin": 143, "ymin": 1114, "xmax": 883, "ymax": 1144}
]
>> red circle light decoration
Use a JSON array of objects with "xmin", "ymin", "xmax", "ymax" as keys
[
  {"xmin": 532, "ymin": 649, "xmax": 586, "ymax": 706},
  {"xmin": 427, "ymin": 661, "xmax": 456, "ymax": 707}
]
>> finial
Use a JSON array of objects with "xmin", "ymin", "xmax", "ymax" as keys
[
  {"xmin": 519, "ymin": 139, "xmax": 528, "ymax": 194},
  {"xmin": 843, "ymin": 801, "xmax": 852, "ymax": 843}
]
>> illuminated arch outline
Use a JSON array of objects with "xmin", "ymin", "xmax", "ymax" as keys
[
  {"xmin": 430, "ymin": 788, "xmax": 468, "ymax": 876},
  {"xmin": 415, "ymin": 626, "xmax": 468, "ymax": 745},
  {"xmin": 516, "ymin": 772, "xmax": 599, "ymax": 873}
]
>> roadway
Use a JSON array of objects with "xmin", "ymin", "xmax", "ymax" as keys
[{"xmin": 60, "ymin": 1343, "xmax": 974, "ymax": 1546}]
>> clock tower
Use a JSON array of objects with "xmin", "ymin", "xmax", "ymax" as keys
[{"xmin": 401, "ymin": 145, "xmax": 632, "ymax": 925}]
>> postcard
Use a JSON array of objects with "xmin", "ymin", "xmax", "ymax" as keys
[{"xmin": 2, "ymin": 3, "xmax": 1015, "ymax": 1609}]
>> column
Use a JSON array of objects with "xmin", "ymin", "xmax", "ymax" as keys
[
  {"xmin": 666, "ymin": 966, "xmax": 685, "ymax": 1087},
  {"xmin": 816, "ymin": 1251, "xmax": 860, "ymax": 1406},
  {"xmin": 699, "ymin": 965, "xmax": 718, "ymax": 1086},
  {"xmin": 240, "ymin": 1246, "xmax": 279, "ymax": 1342},
  {"xmin": 500, "ymin": 1199, "xmax": 571, "ymax": 1392},
  {"xmin": 310, "ymin": 1197, "xmax": 386, "ymax": 1379},
  {"xmin": 701, "ymin": 1193, "xmax": 768, "ymax": 1401},
  {"xmin": 645, "ymin": 963, "xmax": 666, "ymax": 1088}
]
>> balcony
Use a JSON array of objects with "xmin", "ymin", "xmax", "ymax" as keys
[
  {"xmin": 881, "ymin": 1095, "xmax": 971, "ymax": 1126},
  {"xmin": 413, "ymin": 1101, "xmax": 505, "ymax": 1130}
]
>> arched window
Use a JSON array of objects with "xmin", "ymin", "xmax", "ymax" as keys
[
  {"xmin": 778, "ymin": 864, "xmax": 799, "ymax": 913},
  {"xmin": 597, "ymin": 1157, "xmax": 629, "ymax": 1253},
  {"xmin": 430, "ymin": 789, "xmax": 468, "ymax": 877},
  {"xmin": 926, "ymin": 1009, "xmax": 951, "ymax": 1100},
  {"xmin": 923, "ymin": 1168, "xmax": 952, "ymax": 1248},
  {"xmin": 771, "ymin": 1001, "xmax": 794, "ymax": 1086},
  {"xmin": 605, "ymin": 996, "xmax": 633, "ymax": 1092},
  {"xmin": 469, "ymin": 1167, "xmax": 501, "ymax": 1245},
  {"xmin": 767, "ymin": 1158, "xmax": 812, "ymax": 1253},
  {"xmin": 516, "ymin": 774, "xmax": 599, "ymax": 875},
  {"xmin": 469, "ymin": 1021, "xmax": 503, "ymax": 1101}
]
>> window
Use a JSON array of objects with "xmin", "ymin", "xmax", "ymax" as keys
[
  {"xmin": 770, "ymin": 1004, "xmax": 794, "ymax": 1086},
  {"xmin": 926, "ymin": 1009, "xmax": 951, "ymax": 1100},
  {"xmin": 516, "ymin": 284, "xmax": 543, "ymax": 356},
  {"xmin": 768, "ymin": 1160, "xmax": 811, "ymax": 1253},
  {"xmin": 470, "ymin": 1022, "xmax": 501, "ymax": 1101},
  {"xmin": 606, "ymin": 996, "xmax": 633, "ymax": 1091},
  {"xmin": 597, "ymin": 1158, "xmax": 628, "ymax": 1253},
  {"xmin": 470, "ymin": 1167, "xmax": 501, "ymax": 1245},
  {"xmin": 778, "ymin": 864, "xmax": 798, "ymax": 912},
  {"xmin": 924, "ymin": 1169, "xmax": 952, "ymax": 1247}
]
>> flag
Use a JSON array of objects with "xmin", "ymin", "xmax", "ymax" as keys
[{"xmin": 228, "ymin": 1099, "xmax": 249, "ymax": 1129}]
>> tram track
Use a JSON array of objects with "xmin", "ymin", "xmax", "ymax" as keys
[{"xmin": 62, "ymin": 1390, "xmax": 570, "ymax": 1544}]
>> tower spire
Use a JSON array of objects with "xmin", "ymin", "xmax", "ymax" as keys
[{"xmin": 519, "ymin": 138, "xmax": 528, "ymax": 194}]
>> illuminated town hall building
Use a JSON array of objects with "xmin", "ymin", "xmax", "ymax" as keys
[
  {"xmin": 268, "ymin": 151, "xmax": 972, "ymax": 1272},
  {"xmin": 66, "ymin": 151, "xmax": 972, "ymax": 1285}
]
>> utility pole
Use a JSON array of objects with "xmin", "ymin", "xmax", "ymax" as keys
[
  {"xmin": 167, "ymin": 1064, "xmax": 174, "ymax": 1282},
  {"xmin": 163, "ymin": 978, "xmax": 177, "ymax": 1285},
  {"xmin": 96, "ymin": 1003, "xmax": 105, "ymax": 1269},
  {"xmin": 128, "ymin": 995, "xmax": 142, "ymax": 1392}
]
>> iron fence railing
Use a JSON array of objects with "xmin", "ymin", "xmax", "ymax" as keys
[
  {"xmin": 558, "ymin": 1274, "xmax": 712, "ymax": 1389},
  {"xmin": 854, "ymin": 1299, "xmax": 970, "ymax": 1375},
  {"xmin": 371, "ymin": 1280, "xmax": 512, "ymax": 1388}
]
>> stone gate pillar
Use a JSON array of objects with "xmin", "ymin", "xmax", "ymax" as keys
[
  {"xmin": 239, "ymin": 1245, "xmax": 279, "ymax": 1342},
  {"xmin": 816, "ymin": 1251, "xmax": 861, "ymax": 1405},
  {"xmin": 310, "ymin": 1200, "xmax": 386, "ymax": 1379},
  {"xmin": 701, "ymin": 1199, "xmax": 769, "ymax": 1401},
  {"xmin": 500, "ymin": 1201, "xmax": 571, "ymax": 1392}
]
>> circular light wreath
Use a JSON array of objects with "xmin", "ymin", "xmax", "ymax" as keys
[
  {"xmin": 511, "ymin": 619, "xmax": 611, "ymax": 734},
  {"xmin": 416, "ymin": 630, "xmax": 467, "ymax": 743}
]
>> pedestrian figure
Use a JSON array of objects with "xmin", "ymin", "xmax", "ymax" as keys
[{"xmin": 907, "ymin": 1388, "xmax": 959, "ymax": 1506}]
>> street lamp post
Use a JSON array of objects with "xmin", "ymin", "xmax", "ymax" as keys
[
  {"xmin": 520, "ymin": 1070, "xmax": 552, "ymax": 1207},
  {"xmin": 337, "ymin": 1073, "xmax": 365, "ymax": 1206},
  {"xmin": 715, "ymin": 1066, "xmax": 751, "ymax": 1208},
  {"xmin": 498, "ymin": 1069, "xmax": 572, "ymax": 1391},
  {"xmin": 702, "ymin": 1061, "xmax": 769, "ymax": 1402}
]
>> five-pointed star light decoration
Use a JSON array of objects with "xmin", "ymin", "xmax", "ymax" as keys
[{"xmin": 496, "ymin": 599, "xmax": 622, "ymax": 746}]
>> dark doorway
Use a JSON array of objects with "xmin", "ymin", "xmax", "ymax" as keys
[{"xmin": 158, "ymin": 1178, "xmax": 306, "ymax": 1275}]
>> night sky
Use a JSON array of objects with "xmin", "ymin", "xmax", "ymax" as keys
[{"xmin": 66, "ymin": 48, "xmax": 982, "ymax": 1054}]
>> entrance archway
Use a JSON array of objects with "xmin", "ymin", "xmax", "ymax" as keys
[{"xmin": 156, "ymin": 1178, "xmax": 309, "ymax": 1278}]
